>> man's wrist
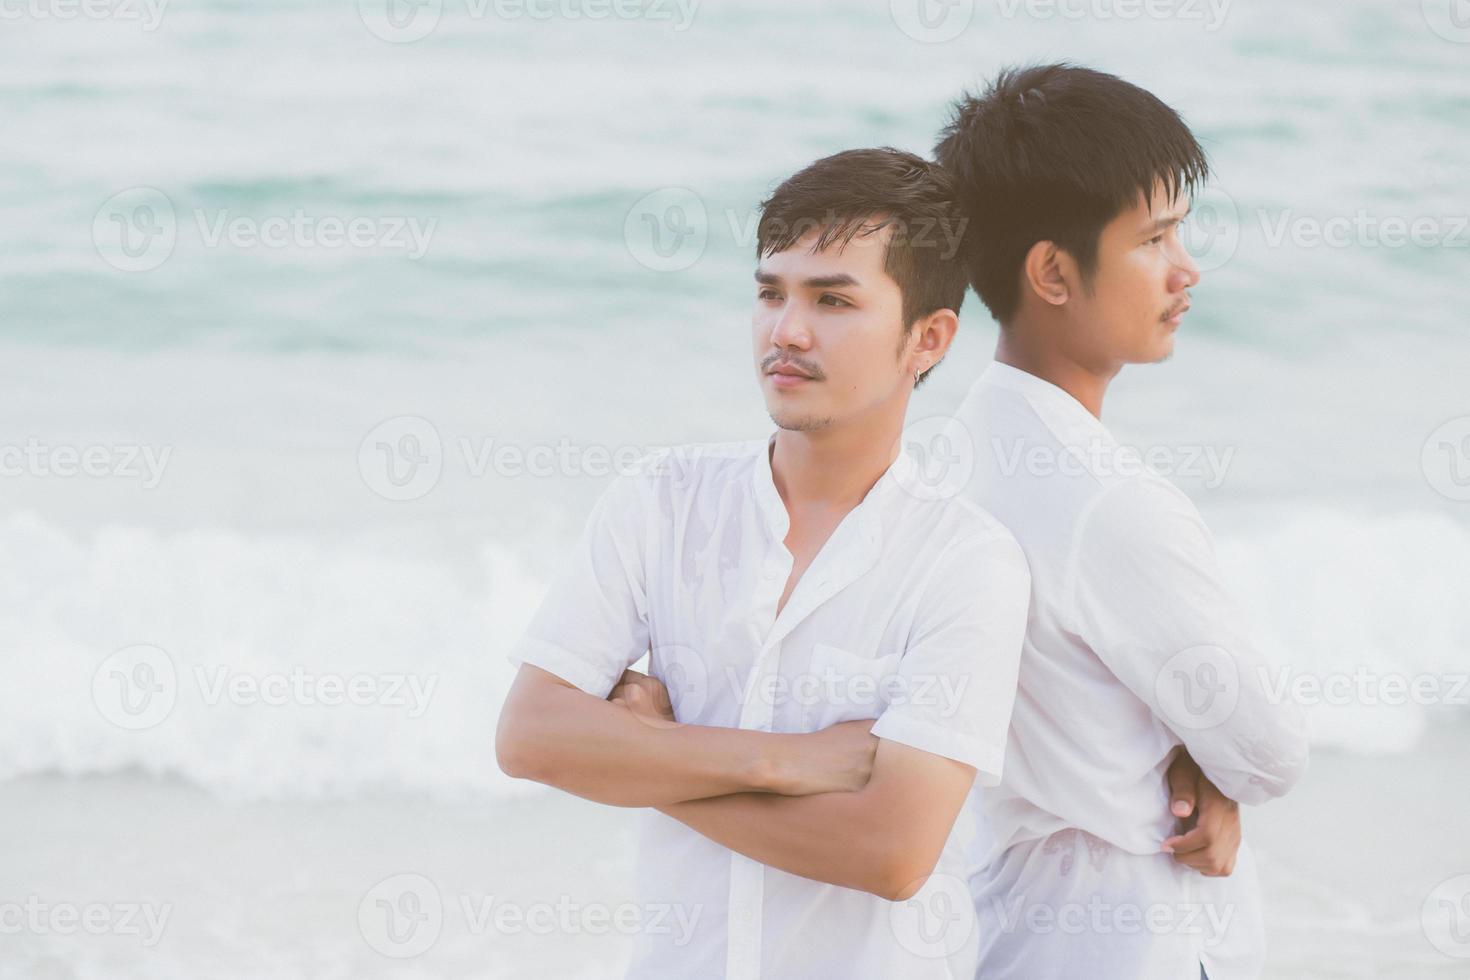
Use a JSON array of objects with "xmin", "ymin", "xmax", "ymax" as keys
[{"xmin": 747, "ymin": 732, "xmax": 803, "ymax": 795}]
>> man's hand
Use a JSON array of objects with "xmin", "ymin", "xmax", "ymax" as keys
[
  {"xmin": 1162, "ymin": 748, "xmax": 1241, "ymax": 876},
  {"xmin": 777, "ymin": 719, "xmax": 880, "ymax": 796},
  {"xmin": 607, "ymin": 669, "xmax": 879, "ymax": 795},
  {"xmin": 608, "ymin": 669, "xmax": 678, "ymax": 726}
]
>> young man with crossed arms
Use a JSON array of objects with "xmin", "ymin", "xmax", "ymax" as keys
[{"xmin": 934, "ymin": 64, "xmax": 1309, "ymax": 979}]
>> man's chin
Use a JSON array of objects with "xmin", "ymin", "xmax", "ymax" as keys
[
  {"xmin": 1137, "ymin": 331, "xmax": 1177, "ymax": 364},
  {"xmin": 769, "ymin": 410, "xmax": 835, "ymax": 432}
]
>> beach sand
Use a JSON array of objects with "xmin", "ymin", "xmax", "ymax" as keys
[{"xmin": 4, "ymin": 724, "xmax": 1466, "ymax": 980}]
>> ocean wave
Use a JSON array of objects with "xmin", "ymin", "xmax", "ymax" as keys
[
  {"xmin": 2, "ymin": 505, "xmax": 1466, "ymax": 801},
  {"xmin": 0, "ymin": 511, "xmax": 545, "ymax": 802}
]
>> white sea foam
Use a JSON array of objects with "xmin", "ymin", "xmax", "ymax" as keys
[
  {"xmin": 1, "ymin": 500, "xmax": 1464, "ymax": 801},
  {"xmin": 0, "ymin": 510, "xmax": 547, "ymax": 801}
]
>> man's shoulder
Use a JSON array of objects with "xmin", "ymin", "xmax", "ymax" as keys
[
  {"xmin": 955, "ymin": 385, "xmax": 1193, "ymax": 522},
  {"xmin": 614, "ymin": 438, "xmax": 766, "ymax": 492},
  {"xmin": 1066, "ymin": 472, "xmax": 1211, "ymax": 578},
  {"xmin": 1080, "ymin": 471, "xmax": 1202, "ymax": 530},
  {"xmin": 891, "ymin": 485, "xmax": 1029, "ymax": 577},
  {"xmin": 911, "ymin": 489, "xmax": 1021, "ymax": 544}
]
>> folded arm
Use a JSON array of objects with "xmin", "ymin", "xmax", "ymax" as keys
[
  {"xmin": 1074, "ymin": 478, "xmax": 1310, "ymax": 805},
  {"xmin": 658, "ymin": 737, "xmax": 975, "ymax": 902},
  {"xmin": 496, "ymin": 664, "xmax": 878, "ymax": 807}
]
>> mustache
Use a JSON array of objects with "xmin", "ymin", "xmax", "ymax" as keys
[
  {"xmin": 761, "ymin": 352, "xmax": 825, "ymax": 380},
  {"xmin": 1163, "ymin": 298, "xmax": 1191, "ymax": 320}
]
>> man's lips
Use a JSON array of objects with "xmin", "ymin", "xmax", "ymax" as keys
[
  {"xmin": 763, "ymin": 357, "xmax": 821, "ymax": 385},
  {"xmin": 1163, "ymin": 302, "xmax": 1191, "ymax": 324},
  {"xmin": 767, "ymin": 366, "xmax": 815, "ymax": 388}
]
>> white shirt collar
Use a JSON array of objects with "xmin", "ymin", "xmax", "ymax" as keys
[
  {"xmin": 976, "ymin": 360, "xmax": 1116, "ymax": 447},
  {"xmin": 751, "ymin": 432, "xmax": 913, "ymax": 552}
]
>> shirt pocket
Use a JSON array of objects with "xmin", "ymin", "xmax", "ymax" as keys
[{"xmin": 802, "ymin": 643, "xmax": 904, "ymax": 731}]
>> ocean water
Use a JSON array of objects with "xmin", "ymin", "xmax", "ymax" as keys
[{"xmin": 1, "ymin": 0, "xmax": 1468, "ymax": 802}]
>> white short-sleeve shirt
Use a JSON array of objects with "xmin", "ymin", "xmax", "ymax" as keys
[
  {"xmin": 510, "ymin": 435, "xmax": 1031, "ymax": 979},
  {"xmin": 950, "ymin": 362, "xmax": 1310, "ymax": 980}
]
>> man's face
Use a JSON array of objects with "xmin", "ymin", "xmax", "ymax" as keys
[
  {"xmin": 1066, "ymin": 180, "xmax": 1201, "ymax": 366},
  {"xmin": 752, "ymin": 223, "xmax": 914, "ymax": 433}
]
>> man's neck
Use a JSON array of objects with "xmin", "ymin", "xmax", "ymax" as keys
[
  {"xmin": 994, "ymin": 327, "xmax": 1118, "ymax": 420},
  {"xmin": 769, "ymin": 416, "xmax": 903, "ymax": 512}
]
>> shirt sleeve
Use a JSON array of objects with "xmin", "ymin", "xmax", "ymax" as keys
[
  {"xmin": 1067, "ymin": 477, "xmax": 1309, "ymax": 805},
  {"xmin": 870, "ymin": 528, "xmax": 1031, "ymax": 786},
  {"xmin": 507, "ymin": 473, "xmax": 652, "ymax": 698}
]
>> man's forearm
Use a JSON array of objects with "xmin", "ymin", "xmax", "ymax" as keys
[
  {"xmin": 496, "ymin": 666, "xmax": 802, "ymax": 807},
  {"xmin": 658, "ymin": 788, "xmax": 909, "ymax": 898}
]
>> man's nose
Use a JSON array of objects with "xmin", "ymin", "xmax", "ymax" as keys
[
  {"xmin": 768, "ymin": 302, "xmax": 813, "ymax": 349},
  {"xmin": 1170, "ymin": 237, "xmax": 1202, "ymax": 290}
]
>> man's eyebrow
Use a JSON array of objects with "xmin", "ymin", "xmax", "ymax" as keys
[
  {"xmin": 754, "ymin": 270, "xmax": 862, "ymax": 288},
  {"xmin": 1142, "ymin": 210, "xmax": 1191, "ymax": 235}
]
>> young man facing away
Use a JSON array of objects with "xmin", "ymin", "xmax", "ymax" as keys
[
  {"xmin": 933, "ymin": 64, "xmax": 1310, "ymax": 979},
  {"xmin": 496, "ymin": 147, "xmax": 1034, "ymax": 979}
]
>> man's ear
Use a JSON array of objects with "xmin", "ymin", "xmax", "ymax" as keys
[
  {"xmin": 1022, "ymin": 240, "xmax": 1070, "ymax": 307},
  {"xmin": 908, "ymin": 307, "xmax": 959, "ymax": 377}
]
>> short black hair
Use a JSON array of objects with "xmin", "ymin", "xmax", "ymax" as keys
[
  {"xmin": 756, "ymin": 148, "xmax": 968, "ymax": 383},
  {"xmin": 934, "ymin": 63, "xmax": 1209, "ymax": 325}
]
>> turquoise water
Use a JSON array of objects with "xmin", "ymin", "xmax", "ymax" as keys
[
  {"xmin": 2, "ymin": 0, "xmax": 1466, "ymax": 351},
  {"xmin": 0, "ymin": 0, "xmax": 1467, "ymax": 800}
]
